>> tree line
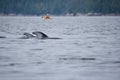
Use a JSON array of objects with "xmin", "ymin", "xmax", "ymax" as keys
[{"xmin": 0, "ymin": 0, "xmax": 120, "ymax": 15}]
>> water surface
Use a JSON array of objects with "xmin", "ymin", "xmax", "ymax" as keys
[{"xmin": 0, "ymin": 16, "xmax": 120, "ymax": 80}]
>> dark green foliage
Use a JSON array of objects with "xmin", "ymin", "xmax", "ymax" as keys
[{"xmin": 0, "ymin": 0, "xmax": 120, "ymax": 15}]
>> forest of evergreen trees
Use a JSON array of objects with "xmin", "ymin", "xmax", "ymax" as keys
[{"xmin": 0, "ymin": 0, "xmax": 120, "ymax": 15}]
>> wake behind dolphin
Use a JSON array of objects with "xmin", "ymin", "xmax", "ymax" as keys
[
  {"xmin": 19, "ymin": 32, "xmax": 35, "ymax": 39},
  {"xmin": 32, "ymin": 31, "xmax": 61, "ymax": 39},
  {"xmin": 0, "ymin": 36, "xmax": 6, "ymax": 38}
]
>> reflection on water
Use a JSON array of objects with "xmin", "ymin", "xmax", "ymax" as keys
[{"xmin": 0, "ymin": 16, "xmax": 120, "ymax": 80}]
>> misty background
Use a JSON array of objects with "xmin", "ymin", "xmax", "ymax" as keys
[{"xmin": 0, "ymin": 0, "xmax": 120, "ymax": 16}]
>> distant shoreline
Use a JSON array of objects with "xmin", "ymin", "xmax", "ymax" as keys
[{"xmin": 0, "ymin": 12, "xmax": 120, "ymax": 17}]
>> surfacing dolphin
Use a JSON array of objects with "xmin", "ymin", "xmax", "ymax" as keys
[{"xmin": 32, "ymin": 31, "xmax": 61, "ymax": 39}]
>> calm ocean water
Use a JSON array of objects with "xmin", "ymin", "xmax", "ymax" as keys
[{"xmin": 0, "ymin": 16, "xmax": 120, "ymax": 80}]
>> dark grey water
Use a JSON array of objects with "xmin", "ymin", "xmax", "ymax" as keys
[{"xmin": 0, "ymin": 16, "xmax": 120, "ymax": 80}]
